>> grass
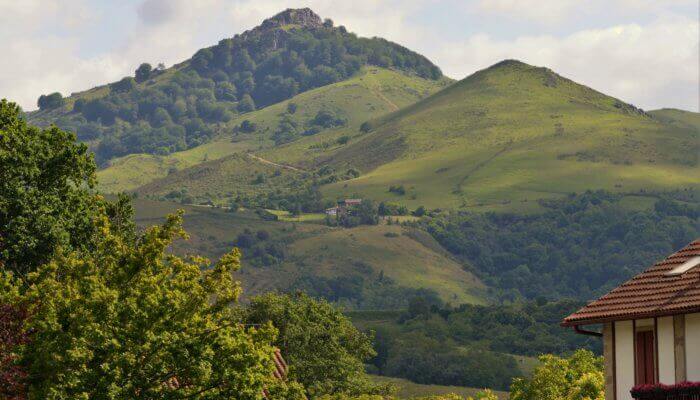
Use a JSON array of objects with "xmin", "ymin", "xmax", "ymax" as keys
[
  {"xmin": 648, "ymin": 108, "xmax": 700, "ymax": 131},
  {"xmin": 287, "ymin": 224, "xmax": 486, "ymax": 305},
  {"xmin": 509, "ymin": 354, "xmax": 540, "ymax": 376},
  {"xmin": 128, "ymin": 198, "xmax": 486, "ymax": 305},
  {"xmin": 96, "ymin": 67, "xmax": 449, "ymax": 195},
  {"xmin": 266, "ymin": 209, "xmax": 327, "ymax": 222},
  {"xmin": 370, "ymin": 375, "xmax": 508, "ymax": 399},
  {"xmin": 320, "ymin": 60, "xmax": 699, "ymax": 212},
  {"xmin": 94, "ymin": 61, "xmax": 699, "ymax": 214}
]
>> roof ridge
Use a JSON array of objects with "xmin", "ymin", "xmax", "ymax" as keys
[{"xmin": 563, "ymin": 238, "xmax": 700, "ymax": 326}]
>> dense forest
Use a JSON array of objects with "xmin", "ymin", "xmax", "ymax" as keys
[
  {"xmin": 363, "ymin": 299, "xmax": 599, "ymax": 390},
  {"xmin": 422, "ymin": 191, "xmax": 699, "ymax": 301},
  {"xmin": 33, "ymin": 8, "xmax": 441, "ymax": 164}
]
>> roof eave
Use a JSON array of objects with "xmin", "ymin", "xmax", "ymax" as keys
[{"xmin": 561, "ymin": 305, "xmax": 700, "ymax": 327}]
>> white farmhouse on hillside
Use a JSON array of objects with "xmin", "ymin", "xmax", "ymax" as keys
[{"xmin": 563, "ymin": 239, "xmax": 700, "ymax": 400}]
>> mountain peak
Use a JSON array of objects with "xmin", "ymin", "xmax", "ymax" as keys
[
  {"xmin": 487, "ymin": 59, "xmax": 532, "ymax": 71},
  {"xmin": 260, "ymin": 8, "xmax": 323, "ymax": 30}
]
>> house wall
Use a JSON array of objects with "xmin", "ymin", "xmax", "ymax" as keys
[
  {"xmin": 604, "ymin": 323, "xmax": 615, "ymax": 400},
  {"xmin": 657, "ymin": 316, "xmax": 675, "ymax": 384},
  {"xmin": 615, "ymin": 320, "xmax": 635, "ymax": 400},
  {"xmin": 607, "ymin": 313, "xmax": 700, "ymax": 399},
  {"xmin": 686, "ymin": 313, "xmax": 700, "ymax": 381}
]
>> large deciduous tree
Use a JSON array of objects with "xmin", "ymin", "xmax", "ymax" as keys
[
  {"xmin": 0, "ymin": 99, "xmax": 101, "ymax": 278},
  {"xmin": 243, "ymin": 293, "xmax": 387, "ymax": 397},
  {"xmin": 10, "ymin": 212, "xmax": 303, "ymax": 399}
]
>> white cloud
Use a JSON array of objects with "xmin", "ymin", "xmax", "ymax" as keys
[
  {"xmin": 475, "ymin": 0, "xmax": 579, "ymax": 24},
  {"xmin": 0, "ymin": 0, "xmax": 697, "ymax": 112},
  {"xmin": 428, "ymin": 16, "xmax": 699, "ymax": 111}
]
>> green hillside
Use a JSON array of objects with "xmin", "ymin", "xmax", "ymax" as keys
[
  {"xmin": 99, "ymin": 66, "xmax": 449, "ymax": 200},
  {"xmin": 649, "ymin": 108, "xmax": 700, "ymax": 131},
  {"xmin": 320, "ymin": 60, "xmax": 698, "ymax": 212},
  {"xmin": 369, "ymin": 376, "xmax": 508, "ymax": 399},
  {"xmin": 128, "ymin": 198, "xmax": 486, "ymax": 307},
  {"xmin": 27, "ymin": 8, "xmax": 443, "ymax": 164},
  {"xmin": 98, "ymin": 67, "xmax": 449, "ymax": 197}
]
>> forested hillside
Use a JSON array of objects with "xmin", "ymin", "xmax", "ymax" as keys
[
  {"xmin": 422, "ymin": 190, "xmax": 699, "ymax": 301},
  {"xmin": 27, "ymin": 8, "xmax": 441, "ymax": 164}
]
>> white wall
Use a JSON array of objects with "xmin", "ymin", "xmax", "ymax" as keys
[
  {"xmin": 616, "ymin": 320, "xmax": 635, "ymax": 400},
  {"xmin": 657, "ymin": 316, "xmax": 675, "ymax": 384},
  {"xmin": 686, "ymin": 313, "xmax": 700, "ymax": 381}
]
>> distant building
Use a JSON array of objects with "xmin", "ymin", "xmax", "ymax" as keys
[
  {"xmin": 325, "ymin": 199, "xmax": 362, "ymax": 216},
  {"xmin": 562, "ymin": 239, "xmax": 700, "ymax": 400},
  {"xmin": 325, "ymin": 207, "xmax": 339, "ymax": 216}
]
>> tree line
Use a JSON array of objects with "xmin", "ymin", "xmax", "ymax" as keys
[{"xmin": 421, "ymin": 190, "xmax": 699, "ymax": 301}]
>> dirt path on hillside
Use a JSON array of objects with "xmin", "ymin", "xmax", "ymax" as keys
[
  {"xmin": 366, "ymin": 74, "xmax": 400, "ymax": 111},
  {"xmin": 454, "ymin": 142, "xmax": 512, "ymax": 194},
  {"xmin": 247, "ymin": 153, "xmax": 305, "ymax": 172},
  {"xmin": 372, "ymin": 88, "xmax": 399, "ymax": 111}
]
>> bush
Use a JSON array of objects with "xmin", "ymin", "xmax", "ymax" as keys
[
  {"xmin": 237, "ymin": 94, "xmax": 256, "ymax": 112},
  {"xmin": 239, "ymin": 119, "xmax": 257, "ymax": 133},
  {"xmin": 510, "ymin": 350, "xmax": 604, "ymax": 400},
  {"xmin": 110, "ymin": 77, "xmax": 136, "ymax": 93},
  {"xmin": 37, "ymin": 92, "xmax": 64, "ymax": 110},
  {"xmin": 388, "ymin": 185, "xmax": 406, "ymax": 195},
  {"xmin": 134, "ymin": 63, "xmax": 152, "ymax": 83}
]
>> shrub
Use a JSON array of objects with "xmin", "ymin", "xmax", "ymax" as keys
[{"xmin": 37, "ymin": 92, "xmax": 64, "ymax": 110}]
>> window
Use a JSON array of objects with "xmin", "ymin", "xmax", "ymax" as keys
[{"xmin": 635, "ymin": 329, "xmax": 656, "ymax": 385}]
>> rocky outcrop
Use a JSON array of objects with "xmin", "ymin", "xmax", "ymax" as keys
[
  {"xmin": 236, "ymin": 8, "xmax": 324, "ymax": 47},
  {"xmin": 260, "ymin": 8, "xmax": 323, "ymax": 29}
]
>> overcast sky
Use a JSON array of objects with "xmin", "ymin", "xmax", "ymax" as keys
[{"xmin": 1, "ymin": 0, "xmax": 698, "ymax": 112}]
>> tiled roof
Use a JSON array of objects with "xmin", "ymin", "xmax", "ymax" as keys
[{"xmin": 562, "ymin": 239, "xmax": 700, "ymax": 326}]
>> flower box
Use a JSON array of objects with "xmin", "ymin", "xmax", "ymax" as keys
[{"xmin": 631, "ymin": 382, "xmax": 700, "ymax": 400}]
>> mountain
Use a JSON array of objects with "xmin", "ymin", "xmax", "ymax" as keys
[
  {"xmin": 103, "ymin": 58, "xmax": 697, "ymax": 214},
  {"xmin": 97, "ymin": 66, "xmax": 450, "ymax": 195},
  {"xmin": 27, "ymin": 8, "xmax": 443, "ymax": 164},
  {"xmin": 315, "ymin": 60, "xmax": 699, "ymax": 212}
]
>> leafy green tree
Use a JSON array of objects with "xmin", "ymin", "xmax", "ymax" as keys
[
  {"xmin": 72, "ymin": 98, "xmax": 87, "ymax": 112},
  {"xmin": 36, "ymin": 92, "xmax": 64, "ymax": 110},
  {"xmin": 243, "ymin": 293, "xmax": 387, "ymax": 397},
  {"xmin": 238, "ymin": 93, "xmax": 256, "ymax": 112},
  {"xmin": 509, "ymin": 350, "xmax": 604, "ymax": 400},
  {"xmin": 135, "ymin": 62, "xmax": 153, "ymax": 83},
  {"xmin": 0, "ymin": 99, "xmax": 101, "ymax": 278},
  {"xmin": 2, "ymin": 212, "xmax": 303, "ymax": 399},
  {"xmin": 110, "ymin": 77, "xmax": 137, "ymax": 93},
  {"xmin": 214, "ymin": 81, "xmax": 238, "ymax": 101}
]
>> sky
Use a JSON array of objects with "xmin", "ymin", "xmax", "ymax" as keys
[{"xmin": 1, "ymin": 0, "xmax": 698, "ymax": 112}]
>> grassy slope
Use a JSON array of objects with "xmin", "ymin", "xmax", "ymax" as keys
[
  {"xmin": 370, "ymin": 376, "xmax": 508, "ymax": 399},
  {"xmin": 97, "ymin": 67, "xmax": 450, "ymax": 195},
  {"xmin": 320, "ymin": 60, "xmax": 699, "ymax": 212},
  {"xmin": 129, "ymin": 198, "xmax": 485, "ymax": 305},
  {"xmin": 286, "ymin": 224, "xmax": 485, "ymax": 305},
  {"xmin": 648, "ymin": 108, "xmax": 700, "ymax": 131}
]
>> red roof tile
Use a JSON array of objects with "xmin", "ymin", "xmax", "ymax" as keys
[{"xmin": 562, "ymin": 239, "xmax": 700, "ymax": 326}]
